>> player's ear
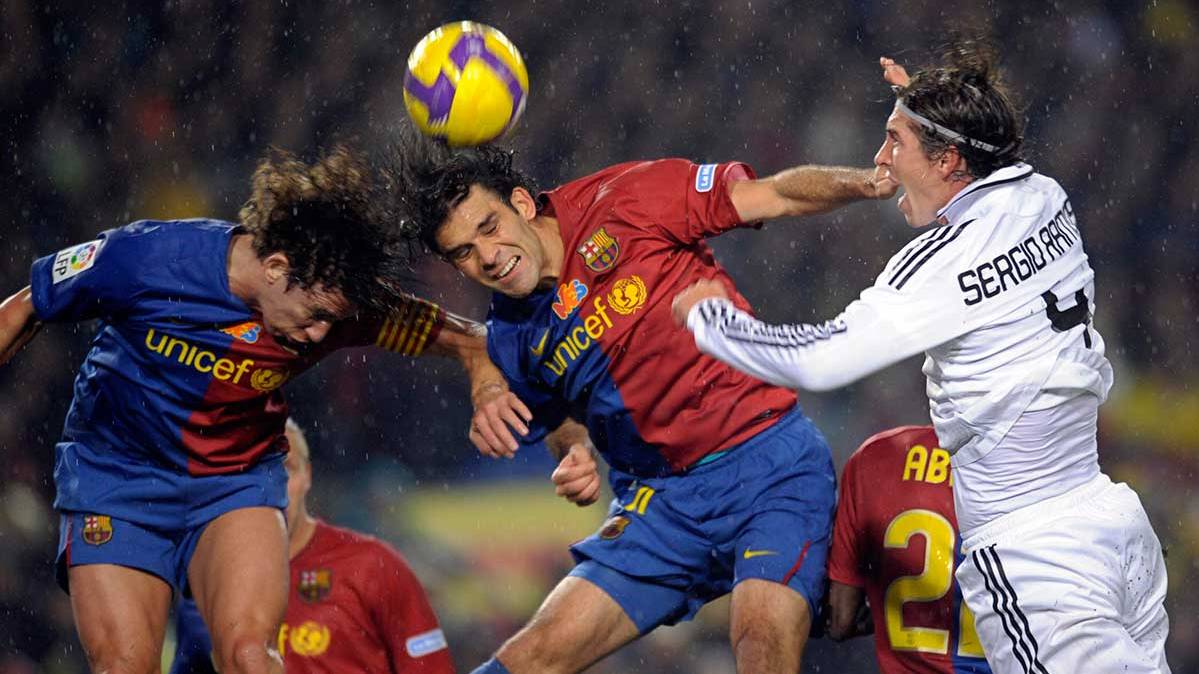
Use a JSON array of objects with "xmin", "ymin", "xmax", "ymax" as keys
[
  {"xmin": 938, "ymin": 146, "xmax": 968, "ymax": 180},
  {"xmin": 509, "ymin": 186, "xmax": 537, "ymax": 220},
  {"xmin": 263, "ymin": 252, "xmax": 292, "ymax": 285}
]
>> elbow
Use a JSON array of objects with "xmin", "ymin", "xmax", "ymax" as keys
[{"xmin": 787, "ymin": 365, "xmax": 858, "ymax": 392}]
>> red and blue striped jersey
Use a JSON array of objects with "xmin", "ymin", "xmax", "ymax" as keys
[
  {"xmin": 31, "ymin": 219, "xmax": 442, "ymax": 477},
  {"xmin": 486, "ymin": 160, "xmax": 796, "ymax": 477}
]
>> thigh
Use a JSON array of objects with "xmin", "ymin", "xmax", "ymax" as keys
[
  {"xmin": 497, "ymin": 573, "xmax": 640, "ymax": 674},
  {"xmin": 69, "ymin": 563, "xmax": 173, "ymax": 672},
  {"xmin": 187, "ymin": 506, "xmax": 288, "ymax": 650},
  {"xmin": 959, "ymin": 539, "xmax": 1166, "ymax": 674},
  {"xmin": 729, "ymin": 579, "xmax": 810, "ymax": 673}
]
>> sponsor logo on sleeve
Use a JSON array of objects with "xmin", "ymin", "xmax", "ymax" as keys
[
  {"xmin": 695, "ymin": 164, "xmax": 717, "ymax": 193},
  {"xmin": 576, "ymin": 227, "xmax": 620, "ymax": 273},
  {"xmin": 406, "ymin": 628, "xmax": 448, "ymax": 658},
  {"xmin": 51, "ymin": 239, "xmax": 104, "ymax": 284}
]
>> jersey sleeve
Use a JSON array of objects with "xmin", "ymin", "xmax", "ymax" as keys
[
  {"xmin": 30, "ymin": 229, "xmax": 141, "ymax": 322},
  {"xmin": 369, "ymin": 543, "xmax": 455, "ymax": 673},
  {"xmin": 609, "ymin": 159, "xmax": 758, "ymax": 245},
  {"xmin": 685, "ymin": 221, "xmax": 979, "ymax": 391},
  {"xmin": 827, "ymin": 453, "xmax": 867, "ymax": 588},
  {"xmin": 329, "ymin": 295, "xmax": 445, "ymax": 356},
  {"xmin": 169, "ymin": 597, "xmax": 217, "ymax": 674}
]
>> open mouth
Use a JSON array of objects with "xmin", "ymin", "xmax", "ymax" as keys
[{"xmin": 496, "ymin": 255, "xmax": 520, "ymax": 280}]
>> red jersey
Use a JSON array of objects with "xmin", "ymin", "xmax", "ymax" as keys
[
  {"xmin": 488, "ymin": 160, "xmax": 797, "ymax": 476},
  {"xmin": 278, "ymin": 521, "xmax": 455, "ymax": 673},
  {"xmin": 827, "ymin": 426, "xmax": 990, "ymax": 674}
]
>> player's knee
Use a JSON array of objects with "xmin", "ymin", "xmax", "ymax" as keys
[
  {"xmin": 214, "ymin": 630, "xmax": 282, "ymax": 674},
  {"xmin": 82, "ymin": 645, "xmax": 160, "ymax": 674}
]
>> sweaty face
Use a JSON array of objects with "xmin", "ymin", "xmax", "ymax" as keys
[
  {"xmin": 435, "ymin": 185, "xmax": 550, "ymax": 298},
  {"xmin": 874, "ymin": 106, "xmax": 946, "ymax": 227},
  {"xmin": 257, "ymin": 280, "xmax": 354, "ymax": 348}
]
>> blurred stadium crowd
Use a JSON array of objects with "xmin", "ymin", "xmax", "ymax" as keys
[{"xmin": 0, "ymin": 1, "xmax": 1194, "ymax": 672}]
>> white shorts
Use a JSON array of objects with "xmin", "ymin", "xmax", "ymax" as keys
[{"xmin": 956, "ymin": 473, "xmax": 1170, "ymax": 674}]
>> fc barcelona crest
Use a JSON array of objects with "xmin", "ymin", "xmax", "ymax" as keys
[
  {"xmin": 298, "ymin": 568, "xmax": 333, "ymax": 603},
  {"xmin": 599, "ymin": 515, "xmax": 631, "ymax": 540},
  {"xmin": 82, "ymin": 515, "xmax": 113, "ymax": 546},
  {"xmin": 577, "ymin": 228, "xmax": 620, "ymax": 273}
]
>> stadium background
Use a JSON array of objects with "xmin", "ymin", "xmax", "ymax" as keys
[{"xmin": 0, "ymin": 1, "xmax": 1194, "ymax": 672}]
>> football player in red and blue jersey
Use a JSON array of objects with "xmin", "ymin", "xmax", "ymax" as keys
[
  {"xmin": 394, "ymin": 140, "xmax": 896, "ymax": 674},
  {"xmin": 826, "ymin": 425, "xmax": 991, "ymax": 674},
  {"xmin": 171, "ymin": 418, "xmax": 455, "ymax": 674},
  {"xmin": 0, "ymin": 146, "xmax": 515, "ymax": 674}
]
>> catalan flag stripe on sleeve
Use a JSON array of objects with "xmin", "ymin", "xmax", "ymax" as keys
[{"xmin": 375, "ymin": 298, "xmax": 444, "ymax": 356}]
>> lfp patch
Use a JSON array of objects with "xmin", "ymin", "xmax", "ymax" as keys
[
  {"xmin": 577, "ymin": 228, "xmax": 620, "ymax": 273},
  {"xmin": 405, "ymin": 628, "xmax": 449, "ymax": 658},
  {"xmin": 52, "ymin": 239, "xmax": 104, "ymax": 284},
  {"xmin": 695, "ymin": 164, "xmax": 717, "ymax": 193}
]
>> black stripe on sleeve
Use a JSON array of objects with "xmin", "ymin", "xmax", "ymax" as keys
[{"xmin": 893, "ymin": 219, "xmax": 977, "ymax": 290}]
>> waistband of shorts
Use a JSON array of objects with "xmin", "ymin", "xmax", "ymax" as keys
[
  {"xmin": 961, "ymin": 472, "xmax": 1113, "ymax": 551},
  {"xmin": 679, "ymin": 403, "xmax": 803, "ymax": 474}
]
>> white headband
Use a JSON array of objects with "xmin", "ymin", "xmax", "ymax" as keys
[{"xmin": 894, "ymin": 98, "xmax": 1005, "ymax": 154}]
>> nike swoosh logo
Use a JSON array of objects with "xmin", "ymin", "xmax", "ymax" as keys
[
  {"xmin": 530, "ymin": 329, "xmax": 550, "ymax": 356},
  {"xmin": 743, "ymin": 549, "xmax": 778, "ymax": 559}
]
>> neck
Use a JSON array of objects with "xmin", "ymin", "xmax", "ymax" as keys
[
  {"xmin": 288, "ymin": 511, "xmax": 318, "ymax": 560},
  {"xmin": 226, "ymin": 234, "xmax": 261, "ymax": 310},
  {"xmin": 532, "ymin": 214, "xmax": 563, "ymax": 291}
]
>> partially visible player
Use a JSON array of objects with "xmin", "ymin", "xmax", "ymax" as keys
[
  {"xmin": 393, "ymin": 129, "xmax": 896, "ymax": 674},
  {"xmin": 171, "ymin": 418, "xmax": 455, "ymax": 674},
  {"xmin": 674, "ymin": 45, "xmax": 1170, "ymax": 673},
  {"xmin": 0, "ymin": 145, "xmax": 517, "ymax": 674},
  {"xmin": 826, "ymin": 425, "xmax": 989, "ymax": 674}
]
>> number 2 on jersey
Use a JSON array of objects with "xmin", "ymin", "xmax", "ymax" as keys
[{"xmin": 883, "ymin": 509, "xmax": 984, "ymax": 657}]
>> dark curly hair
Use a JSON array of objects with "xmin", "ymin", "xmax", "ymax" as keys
[
  {"xmin": 385, "ymin": 125, "xmax": 536, "ymax": 255},
  {"xmin": 894, "ymin": 39, "xmax": 1025, "ymax": 179},
  {"xmin": 239, "ymin": 144, "xmax": 411, "ymax": 313}
]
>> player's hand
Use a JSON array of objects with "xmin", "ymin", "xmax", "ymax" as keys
[
  {"xmin": 671, "ymin": 279, "xmax": 730, "ymax": 326},
  {"xmin": 869, "ymin": 164, "xmax": 899, "ymax": 200},
  {"xmin": 551, "ymin": 443, "xmax": 601, "ymax": 507},
  {"xmin": 880, "ymin": 56, "xmax": 911, "ymax": 88},
  {"xmin": 470, "ymin": 381, "xmax": 532, "ymax": 459}
]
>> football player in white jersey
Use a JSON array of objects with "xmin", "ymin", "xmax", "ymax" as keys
[{"xmin": 672, "ymin": 43, "xmax": 1171, "ymax": 674}]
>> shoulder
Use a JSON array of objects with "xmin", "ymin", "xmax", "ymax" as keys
[
  {"xmin": 319, "ymin": 522, "xmax": 411, "ymax": 571},
  {"xmin": 846, "ymin": 425, "xmax": 937, "ymax": 473}
]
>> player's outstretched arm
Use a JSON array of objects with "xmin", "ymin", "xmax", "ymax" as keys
[
  {"xmin": 420, "ymin": 307, "xmax": 533, "ymax": 458},
  {"xmin": 729, "ymin": 164, "xmax": 897, "ymax": 222},
  {"xmin": 0, "ymin": 287, "xmax": 42, "ymax": 367}
]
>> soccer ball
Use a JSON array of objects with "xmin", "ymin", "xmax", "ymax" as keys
[{"xmin": 403, "ymin": 22, "xmax": 529, "ymax": 147}]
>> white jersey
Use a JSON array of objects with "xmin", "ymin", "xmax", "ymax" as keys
[{"xmin": 687, "ymin": 163, "xmax": 1112, "ymax": 532}]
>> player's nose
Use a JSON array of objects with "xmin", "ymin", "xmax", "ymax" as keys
[
  {"xmin": 873, "ymin": 138, "xmax": 891, "ymax": 167},
  {"xmin": 304, "ymin": 321, "xmax": 332, "ymax": 343}
]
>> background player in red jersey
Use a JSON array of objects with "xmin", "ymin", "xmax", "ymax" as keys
[
  {"xmin": 170, "ymin": 418, "xmax": 455, "ymax": 674},
  {"xmin": 826, "ymin": 425, "xmax": 990, "ymax": 674},
  {"xmin": 391, "ymin": 132, "xmax": 896, "ymax": 674},
  {"xmin": 0, "ymin": 146, "xmax": 518, "ymax": 674}
]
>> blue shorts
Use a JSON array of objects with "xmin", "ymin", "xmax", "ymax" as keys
[
  {"xmin": 54, "ymin": 443, "xmax": 287, "ymax": 594},
  {"xmin": 569, "ymin": 408, "xmax": 836, "ymax": 633}
]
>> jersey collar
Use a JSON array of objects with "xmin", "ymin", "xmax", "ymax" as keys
[{"xmin": 936, "ymin": 163, "xmax": 1034, "ymax": 225}]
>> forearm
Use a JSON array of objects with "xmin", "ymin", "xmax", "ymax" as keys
[
  {"xmin": 0, "ymin": 287, "xmax": 41, "ymax": 366},
  {"xmin": 827, "ymin": 581, "xmax": 868, "ymax": 641},
  {"xmin": 684, "ymin": 297, "xmax": 913, "ymax": 391},
  {"xmin": 767, "ymin": 165, "xmax": 880, "ymax": 217}
]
